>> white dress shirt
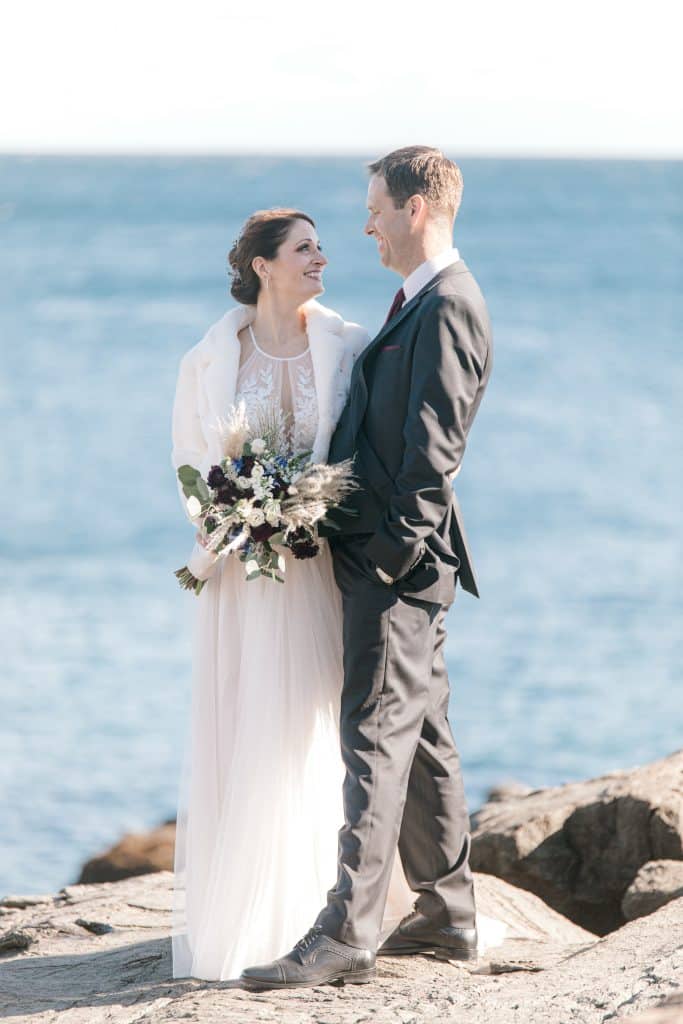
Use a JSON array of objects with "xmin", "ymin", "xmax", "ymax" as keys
[{"xmin": 401, "ymin": 246, "xmax": 461, "ymax": 304}]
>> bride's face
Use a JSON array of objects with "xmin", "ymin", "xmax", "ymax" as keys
[{"xmin": 258, "ymin": 220, "xmax": 328, "ymax": 301}]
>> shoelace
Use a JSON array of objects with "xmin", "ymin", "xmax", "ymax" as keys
[{"xmin": 295, "ymin": 925, "xmax": 323, "ymax": 953}]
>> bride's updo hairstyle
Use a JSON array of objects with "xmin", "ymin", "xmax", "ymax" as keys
[{"xmin": 228, "ymin": 208, "xmax": 316, "ymax": 305}]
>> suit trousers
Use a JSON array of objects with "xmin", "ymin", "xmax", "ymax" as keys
[{"xmin": 315, "ymin": 535, "xmax": 476, "ymax": 950}]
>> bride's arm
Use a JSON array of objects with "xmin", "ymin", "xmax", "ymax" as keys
[
  {"xmin": 171, "ymin": 348, "xmax": 221, "ymax": 581},
  {"xmin": 171, "ymin": 350, "xmax": 207, "ymax": 523}
]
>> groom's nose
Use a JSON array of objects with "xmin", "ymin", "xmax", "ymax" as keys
[{"xmin": 364, "ymin": 215, "xmax": 374, "ymax": 235}]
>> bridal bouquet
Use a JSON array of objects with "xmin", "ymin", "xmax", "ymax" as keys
[{"xmin": 174, "ymin": 402, "xmax": 356, "ymax": 594}]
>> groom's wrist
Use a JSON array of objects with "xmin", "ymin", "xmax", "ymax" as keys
[
  {"xmin": 375, "ymin": 565, "xmax": 394, "ymax": 585},
  {"xmin": 364, "ymin": 532, "xmax": 426, "ymax": 582}
]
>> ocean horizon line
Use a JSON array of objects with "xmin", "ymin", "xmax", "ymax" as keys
[{"xmin": 1, "ymin": 149, "xmax": 682, "ymax": 162}]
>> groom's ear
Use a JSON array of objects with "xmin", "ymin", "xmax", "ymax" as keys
[{"xmin": 407, "ymin": 193, "xmax": 428, "ymax": 225}]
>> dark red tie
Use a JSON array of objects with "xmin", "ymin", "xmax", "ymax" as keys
[{"xmin": 384, "ymin": 286, "xmax": 405, "ymax": 325}]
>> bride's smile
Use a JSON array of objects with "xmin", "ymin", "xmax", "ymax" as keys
[{"xmin": 252, "ymin": 217, "xmax": 328, "ymax": 303}]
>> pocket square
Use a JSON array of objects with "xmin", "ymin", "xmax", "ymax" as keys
[{"xmin": 380, "ymin": 344, "xmax": 401, "ymax": 352}]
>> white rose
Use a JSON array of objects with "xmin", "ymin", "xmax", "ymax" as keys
[
  {"xmin": 266, "ymin": 510, "xmax": 281, "ymax": 526},
  {"xmin": 287, "ymin": 484, "xmax": 298, "ymax": 495},
  {"xmin": 247, "ymin": 508, "xmax": 265, "ymax": 526},
  {"xmin": 186, "ymin": 495, "xmax": 202, "ymax": 518},
  {"xmin": 251, "ymin": 463, "xmax": 264, "ymax": 478},
  {"xmin": 251, "ymin": 438, "xmax": 266, "ymax": 455},
  {"xmin": 245, "ymin": 559, "xmax": 259, "ymax": 575},
  {"xmin": 237, "ymin": 475, "xmax": 252, "ymax": 490}
]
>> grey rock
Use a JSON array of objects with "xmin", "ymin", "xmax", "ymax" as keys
[
  {"xmin": 484, "ymin": 781, "xmax": 537, "ymax": 804},
  {"xmin": 0, "ymin": 928, "xmax": 34, "ymax": 953},
  {"xmin": 471, "ymin": 748, "xmax": 683, "ymax": 934},
  {"xmin": 75, "ymin": 918, "xmax": 115, "ymax": 935},
  {"xmin": 622, "ymin": 859, "xmax": 683, "ymax": 921},
  {"xmin": 0, "ymin": 894, "xmax": 54, "ymax": 908}
]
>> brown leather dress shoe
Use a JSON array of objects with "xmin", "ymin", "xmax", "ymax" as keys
[
  {"xmin": 240, "ymin": 925, "xmax": 376, "ymax": 990},
  {"xmin": 378, "ymin": 908, "xmax": 478, "ymax": 960}
]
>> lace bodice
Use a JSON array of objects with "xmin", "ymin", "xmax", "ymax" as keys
[{"xmin": 235, "ymin": 327, "xmax": 318, "ymax": 455}]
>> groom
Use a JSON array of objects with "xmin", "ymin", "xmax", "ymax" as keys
[{"xmin": 241, "ymin": 146, "xmax": 493, "ymax": 989}]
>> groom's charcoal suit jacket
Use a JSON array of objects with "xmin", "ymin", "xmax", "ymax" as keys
[{"xmin": 323, "ymin": 261, "xmax": 492, "ymax": 600}]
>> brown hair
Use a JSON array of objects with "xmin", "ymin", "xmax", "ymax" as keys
[
  {"xmin": 368, "ymin": 146, "xmax": 463, "ymax": 222},
  {"xmin": 228, "ymin": 208, "xmax": 316, "ymax": 304}
]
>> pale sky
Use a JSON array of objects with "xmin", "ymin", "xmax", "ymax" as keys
[{"xmin": 2, "ymin": 0, "xmax": 681, "ymax": 156}]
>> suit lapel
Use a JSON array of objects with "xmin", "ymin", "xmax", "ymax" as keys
[{"xmin": 348, "ymin": 260, "xmax": 469, "ymax": 438}]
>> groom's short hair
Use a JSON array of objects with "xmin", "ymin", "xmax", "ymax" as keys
[{"xmin": 368, "ymin": 146, "xmax": 463, "ymax": 222}]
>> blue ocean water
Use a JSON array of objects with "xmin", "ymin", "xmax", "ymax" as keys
[{"xmin": 0, "ymin": 156, "xmax": 681, "ymax": 897}]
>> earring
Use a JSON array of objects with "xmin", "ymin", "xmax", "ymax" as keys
[{"xmin": 264, "ymin": 276, "xmax": 270, "ymax": 291}]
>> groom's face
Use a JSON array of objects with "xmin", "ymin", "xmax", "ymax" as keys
[{"xmin": 365, "ymin": 174, "xmax": 412, "ymax": 275}]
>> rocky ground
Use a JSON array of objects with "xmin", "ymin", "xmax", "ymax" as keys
[
  {"xmin": 1, "ymin": 870, "xmax": 681, "ymax": 1023},
  {"xmin": 3, "ymin": 750, "xmax": 682, "ymax": 1023}
]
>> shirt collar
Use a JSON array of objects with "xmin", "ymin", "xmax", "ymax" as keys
[{"xmin": 402, "ymin": 246, "xmax": 461, "ymax": 304}]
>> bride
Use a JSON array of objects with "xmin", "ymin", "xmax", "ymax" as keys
[
  {"xmin": 171, "ymin": 208, "xmax": 412, "ymax": 981},
  {"xmin": 170, "ymin": 208, "xmax": 503, "ymax": 981}
]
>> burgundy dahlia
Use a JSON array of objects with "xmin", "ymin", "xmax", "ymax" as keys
[
  {"xmin": 250, "ymin": 522, "xmax": 279, "ymax": 543},
  {"xmin": 287, "ymin": 526, "xmax": 320, "ymax": 560},
  {"xmin": 207, "ymin": 465, "xmax": 226, "ymax": 489},
  {"xmin": 216, "ymin": 482, "xmax": 241, "ymax": 505}
]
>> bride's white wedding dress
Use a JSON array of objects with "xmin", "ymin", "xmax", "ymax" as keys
[{"xmin": 171, "ymin": 325, "xmax": 506, "ymax": 981}]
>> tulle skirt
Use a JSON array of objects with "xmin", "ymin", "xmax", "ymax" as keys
[
  {"xmin": 171, "ymin": 539, "xmax": 504, "ymax": 980},
  {"xmin": 172, "ymin": 540, "xmax": 405, "ymax": 979}
]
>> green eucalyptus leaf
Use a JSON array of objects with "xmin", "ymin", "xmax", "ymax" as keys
[
  {"xmin": 178, "ymin": 464, "xmax": 200, "ymax": 482},
  {"xmin": 178, "ymin": 465, "xmax": 201, "ymax": 485}
]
